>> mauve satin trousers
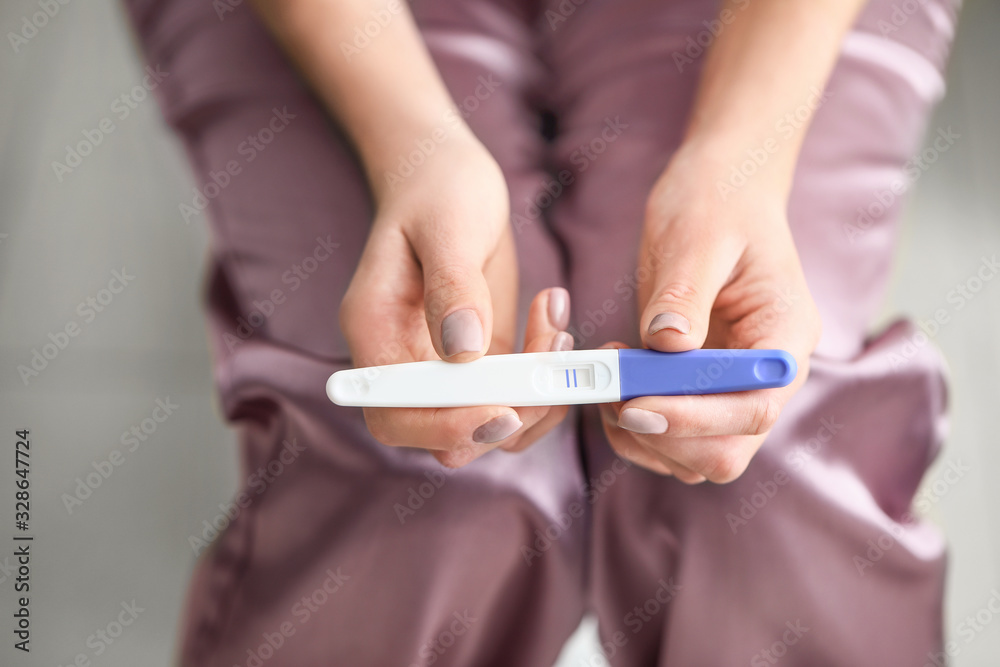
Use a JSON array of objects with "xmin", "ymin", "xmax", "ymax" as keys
[{"xmin": 125, "ymin": 0, "xmax": 959, "ymax": 664}]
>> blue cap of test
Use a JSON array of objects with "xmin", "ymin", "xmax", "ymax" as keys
[{"xmin": 617, "ymin": 348, "xmax": 797, "ymax": 400}]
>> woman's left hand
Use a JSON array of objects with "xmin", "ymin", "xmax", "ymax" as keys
[{"xmin": 599, "ymin": 148, "xmax": 822, "ymax": 484}]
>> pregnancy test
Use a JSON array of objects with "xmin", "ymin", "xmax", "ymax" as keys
[{"xmin": 327, "ymin": 348, "xmax": 796, "ymax": 408}]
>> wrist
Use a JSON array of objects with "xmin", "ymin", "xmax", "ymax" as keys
[
  {"xmin": 358, "ymin": 111, "xmax": 482, "ymax": 202},
  {"xmin": 663, "ymin": 137, "xmax": 796, "ymax": 207}
]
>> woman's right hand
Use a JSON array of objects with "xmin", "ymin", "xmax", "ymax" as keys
[
  {"xmin": 340, "ymin": 133, "xmax": 573, "ymax": 467},
  {"xmin": 247, "ymin": 0, "xmax": 572, "ymax": 465}
]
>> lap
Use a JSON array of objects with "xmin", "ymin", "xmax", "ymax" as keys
[{"xmin": 126, "ymin": 0, "xmax": 957, "ymax": 663}]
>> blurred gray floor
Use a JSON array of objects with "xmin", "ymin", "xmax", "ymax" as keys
[{"xmin": 0, "ymin": 1, "xmax": 997, "ymax": 666}]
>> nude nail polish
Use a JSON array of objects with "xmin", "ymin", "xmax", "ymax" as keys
[
  {"xmin": 547, "ymin": 287, "xmax": 570, "ymax": 330},
  {"xmin": 473, "ymin": 413, "xmax": 522, "ymax": 444},
  {"xmin": 550, "ymin": 331, "xmax": 574, "ymax": 352},
  {"xmin": 618, "ymin": 408, "xmax": 668, "ymax": 435},
  {"xmin": 441, "ymin": 309, "xmax": 484, "ymax": 357},
  {"xmin": 648, "ymin": 312, "xmax": 691, "ymax": 336}
]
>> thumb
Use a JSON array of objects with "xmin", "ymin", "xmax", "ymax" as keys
[
  {"xmin": 415, "ymin": 238, "xmax": 493, "ymax": 362},
  {"xmin": 640, "ymin": 234, "xmax": 741, "ymax": 352}
]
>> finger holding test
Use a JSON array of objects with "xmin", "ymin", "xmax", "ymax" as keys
[
  {"xmin": 363, "ymin": 403, "xmax": 522, "ymax": 468},
  {"xmin": 597, "ymin": 398, "xmax": 708, "ymax": 483},
  {"xmin": 501, "ymin": 287, "xmax": 573, "ymax": 452},
  {"xmin": 360, "ymin": 287, "xmax": 573, "ymax": 463},
  {"xmin": 615, "ymin": 384, "xmax": 796, "ymax": 440},
  {"xmin": 639, "ymin": 229, "xmax": 743, "ymax": 353},
  {"xmin": 590, "ymin": 340, "xmax": 706, "ymax": 483},
  {"xmin": 408, "ymin": 216, "xmax": 495, "ymax": 364}
]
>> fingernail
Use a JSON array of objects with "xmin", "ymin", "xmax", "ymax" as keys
[
  {"xmin": 547, "ymin": 287, "xmax": 570, "ymax": 330},
  {"xmin": 648, "ymin": 312, "xmax": 690, "ymax": 336},
  {"xmin": 473, "ymin": 413, "xmax": 522, "ymax": 444},
  {"xmin": 441, "ymin": 309, "xmax": 484, "ymax": 357},
  {"xmin": 618, "ymin": 408, "xmax": 668, "ymax": 435},
  {"xmin": 550, "ymin": 331, "xmax": 575, "ymax": 352}
]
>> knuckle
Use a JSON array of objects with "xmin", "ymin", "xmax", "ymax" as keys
[
  {"xmin": 655, "ymin": 281, "xmax": 701, "ymax": 309},
  {"xmin": 748, "ymin": 394, "xmax": 782, "ymax": 436},
  {"xmin": 607, "ymin": 434, "xmax": 642, "ymax": 466},
  {"xmin": 338, "ymin": 285, "xmax": 375, "ymax": 346},
  {"xmin": 674, "ymin": 470, "xmax": 707, "ymax": 485},
  {"xmin": 427, "ymin": 410, "xmax": 472, "ymax": 447},
  {"xmin": 435, "ymin": 448, "xmax": 476, "ymax": 469},
  {"xmin": 704, "ymin": 448, "xmax": 750, "ymax": 484},
  {"xmin": 364, "ymin": 411, "xmax": 395, "ymax": 447},
  {"xmin": 607, "ymin": 437, "xmax": 672, "ymax": 476},
  {"xmin": 445, "ymin": 423, "xmax": 474, "ymax": 448},
  {"xmin": 424, "ymin": 263, "xmax": 476, "ymax": 315}
]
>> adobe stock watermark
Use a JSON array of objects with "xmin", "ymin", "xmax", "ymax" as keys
[
  {"xmin": 544, "ymin": 0, "xmax": 587, "ymax": 30},
  {"xmin": 189, "ymin": 438, "xmax": 306, "ymax": 555},
  {"xmin": 179, "ymin": 106, "xmax": 297, "ymax": 223},
  {"xmin": 212, "ymin": 0, "xmax": 243, "ymax": 20},
  {"xmin": 621, "ymin": 578, "xmax": 682, "ymax": 636},
  {"xmin": 715, "ymin": 86, "xmax": 833, "ymax": 201},
  {"xmin": 407, "ymin": 611, "xmax": 477, "ymax": 667},
  {"xmin": 236, "ymin": 566, "xmax": 350, "ymax": 667},
  {"xmin": 672, "ymin": 0, "xmax": 751, "ymax": 73},
  {"xmin": 339, "ymin": 338, "xmax": 414, "ymax": 404},
  {"xmin": 338, "ymin": 309, "xmax": 445, "ymax": 403},
  {"xmin": 853, "ymin": 458, "xmax": 969, "ymax": 576},
  {"xmin": 726, "ymin": 416, "xmax": 844, "ymax": 534},
  {"xmin": 566, "ymin": 244, "xmax": 671, "ymax": 349},
  {"xmin": 0, "ymin": 557, "xmax": 15, "ymax": 588},
  {"xmin": 393, "ymin": 465, "xmax": 463, "ymax": 524},
  {"xmin": 521, "ymin": 458, "xmax": 632, "ymax": 566},
  {"xmin": 7, "ymin": 0, "xmax": 73, "ymax": 54},
  {"xmin": 578, "ymin": 578, "xmax": 682, "ymax": 666},
  {"xmin": 383, "ymin": 75, "xmax": 503, "ymax": 191},
  {"xmin": 742, "ymin": 286, "xmax": 803, "ymax": 341},
  {"xmin": 56, "ymin": 600, "xmax": 145, "ymax": 667},
  {"xmin": 678, "ymin": 349, "xmax": 737, "ymax": 395},
  {"xmin": 751, "ymin": 619, "xmax": 810, "ymax": 666},
  {"xmin": 222, "ymin": 235, "xmax": 340, "ymax": 352},
  {"xmin": 510, "ymin": 116, "xmax": 629, "ymax": 235},
  {"xmin": 51, "ymin": 66, "xmax": 169, "ymax": 182},
  {"xmin": 845, "ymin": 126, "xmax": 959, "ymax": 243},
  {"xmin": 924, "ymin": 588, "xmax": 1000, "ymax": 666},
  {"xmin": 886, "ymin": 254, "xmax": 999, "ymax": 372},
  {"xmin": 339, "ymin": 0, "xmax": 404, "ymax": 61},
  {"xmin": 61, "ymin": 397, "xmax": 180, "ymax": 515},
  {"xmin": 16, "ymin": 267, "xmax": 135, "ymax": 386},
  {"xmin": 877, "ymin": 0, "xmax": 934, "ymax": 37}
]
